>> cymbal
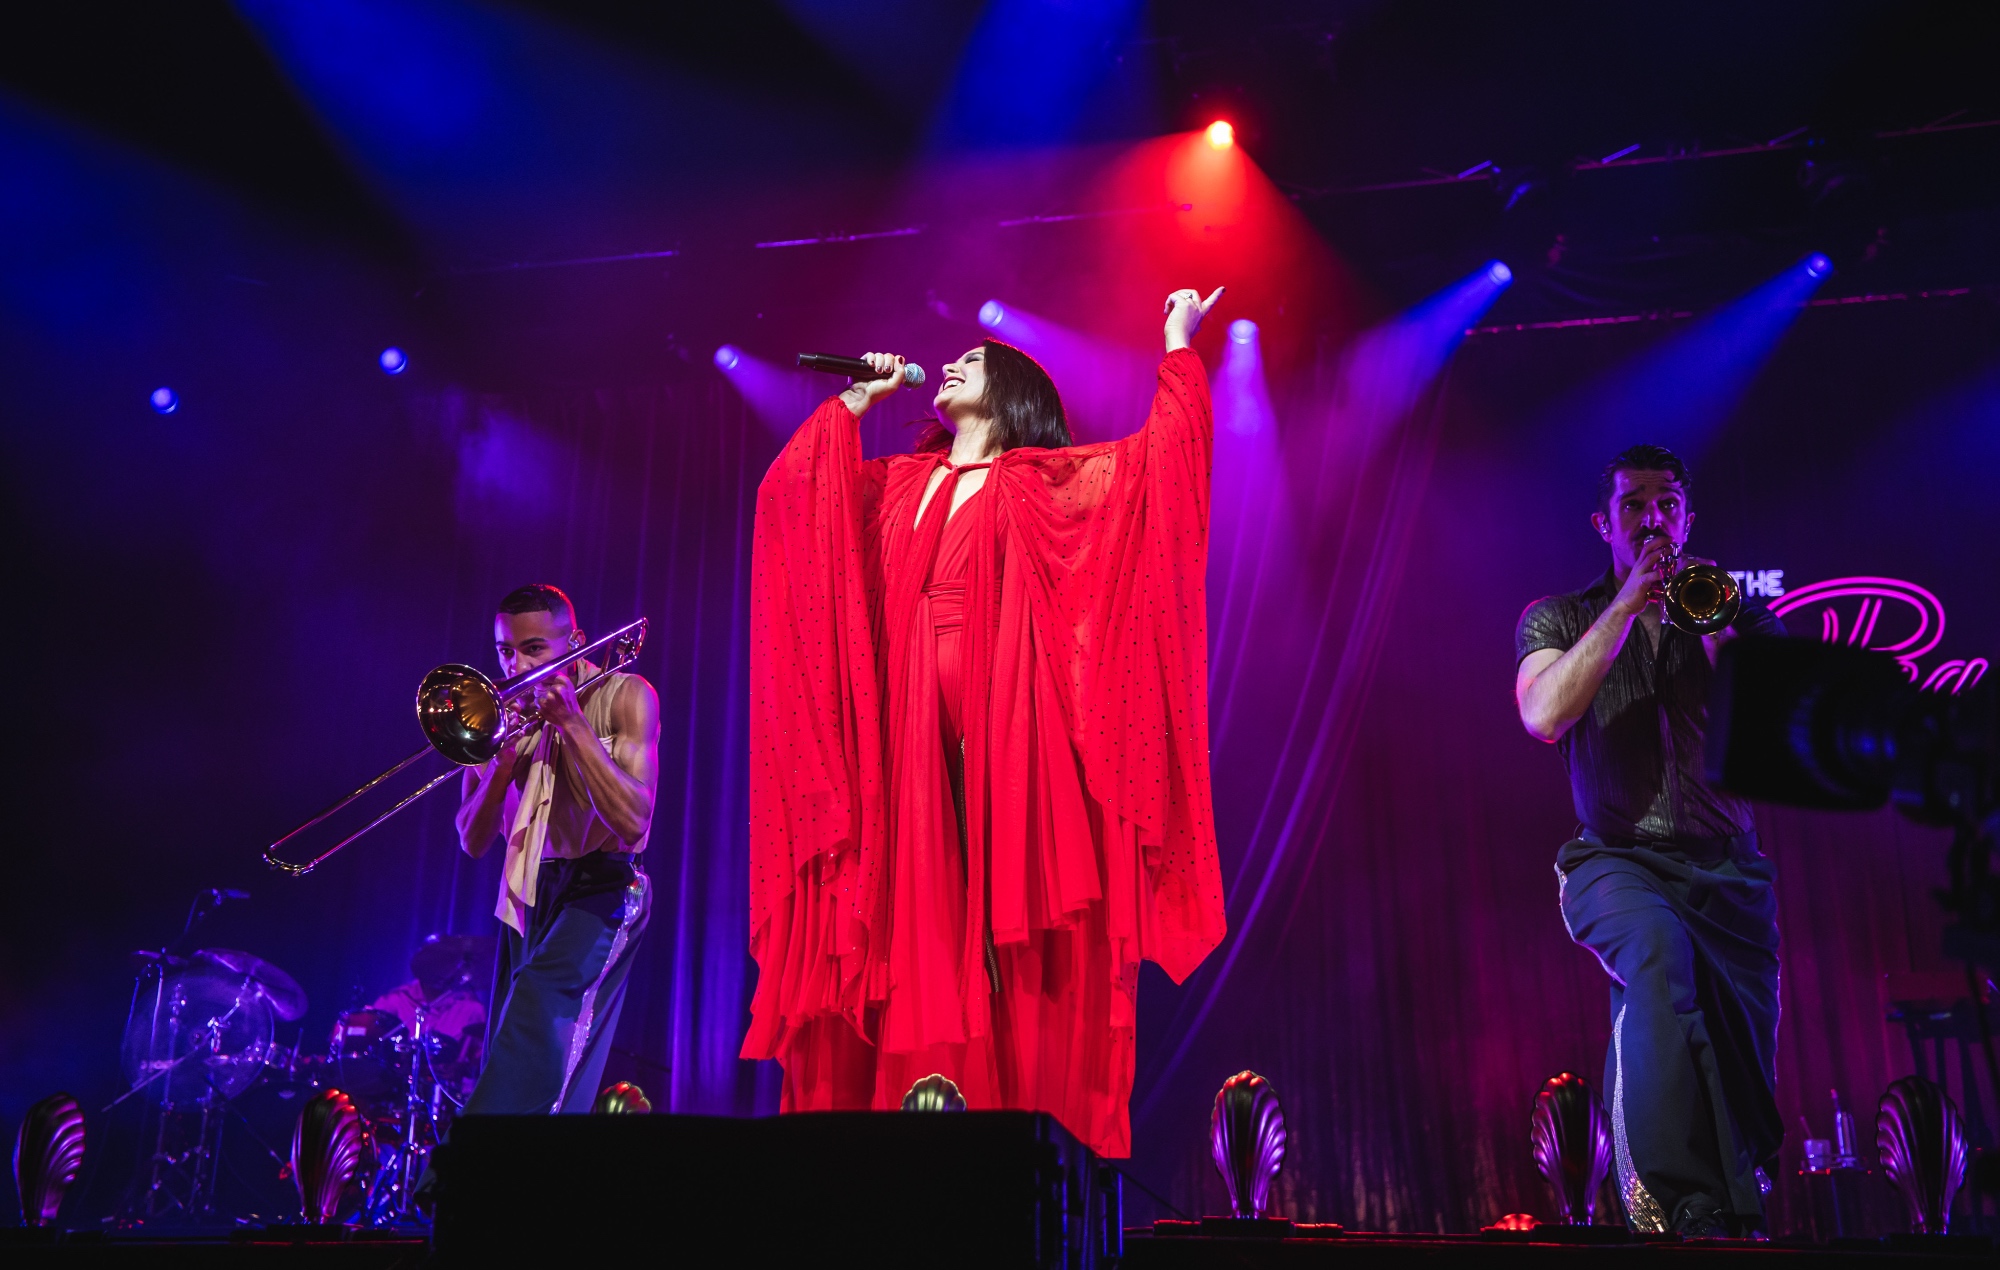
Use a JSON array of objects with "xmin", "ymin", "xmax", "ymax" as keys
[
  {"xmin": 410, "ymin": 933, "xmax": 495, "ymax": 996},
  {"xmin": 190, "ymin": 947, "xmax": 309, "ymax": 1021}
]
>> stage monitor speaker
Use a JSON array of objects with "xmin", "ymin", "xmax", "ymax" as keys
[{"xmin": 433, "ymin": 1110, "xmax": 1120, "ymax": 1268}]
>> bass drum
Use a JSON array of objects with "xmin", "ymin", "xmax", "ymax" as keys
[{"xmin": 329, "ymin": 1008, "xmax": 405, "ymax": 1105}]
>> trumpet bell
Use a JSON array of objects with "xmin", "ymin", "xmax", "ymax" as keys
[
  {"xmin": 1664, "ymin": 563, "xmax": 1742, "ymax": 635},
  {"xmin": 417, "ymin": 664, "xmax": 504, "ymax": 765}
]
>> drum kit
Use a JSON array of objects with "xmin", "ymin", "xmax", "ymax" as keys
[{"xmin": 112, "ymin": 930, "xmax": 492, "ymax": 1226}]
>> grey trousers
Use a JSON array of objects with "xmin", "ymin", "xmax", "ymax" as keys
[
  {"xmin": 462, "ymin": 851, "xmax": 652, "ymax": 1116},
  {"xmin": 1558, "ymin": 830, "xmax": 1782, "ymax": 1232}
]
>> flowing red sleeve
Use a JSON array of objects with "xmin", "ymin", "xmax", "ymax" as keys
[
  {"xmin": 1000, "ymin": 348, "xmax": 1226, "ymax": 982},
  {"xmin": 742, "ymin": 396, "xmax": 888, "ymax": 1059}
]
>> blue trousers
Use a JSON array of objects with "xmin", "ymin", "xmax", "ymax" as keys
[
  {"xmin": 462, "ymin": 851, "xmax": 652, "ymax": 1116},
  {"xmin": 1558, "ymin": 830, "xmax": 1781, "ymax": 1232}
]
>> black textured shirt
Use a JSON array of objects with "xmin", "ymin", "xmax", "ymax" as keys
[{"xmin": 1514, "ymin": 568, "xmax": 1784, "ymax": 845}]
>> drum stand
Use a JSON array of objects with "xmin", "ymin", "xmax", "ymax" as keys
[
  {"xmin": 114, "ymin": 981, "xmax": 238, "ymax": 1224},
  {"xmin": 359, "ymin": 1004, "xmax": 449, "ymax": 1226},
  {"xmin": 135, "ymin": 1092, "xmax": 227, "ymax": 1221}
]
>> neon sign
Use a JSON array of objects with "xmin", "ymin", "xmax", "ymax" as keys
[
  {"xmin": 1769, "ymin": 576, "xmax": 1988, "ymax": 694},
  {"xmin": 1726, "ymin": 569, "xmax": 1786, "ymax": 598}
]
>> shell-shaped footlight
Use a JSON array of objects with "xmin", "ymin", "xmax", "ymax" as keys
[
  {"xmin": 1530, "ymin": 1072, "xmax": 1612, "ymax": 1225},
  {"xmin": 12, "ymin": 1093, "xmax": 85, "ymax": 1227},
  {"xmin": 593, "ymin": 1081, "xmax": 653, "ymax": 1114},
  {"xmin": 901, "ymin": 1073, "xmax": 967, "ymax": 1112},
  {"xmin": 1878, "ymin": 1075, "xmax": 1968, "ymax": 1234},
  {"xmin": 291, "ymin": 1088, "xmax": 365, "ymax": 1225},
  {"xmin": 1211, "ymin": 1071, "xmax": 1286, "ymax": 1219}
]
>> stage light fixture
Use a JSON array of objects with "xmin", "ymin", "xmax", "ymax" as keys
[
  {"xmin": 1487, "ymin": 261, "xmax": 1514, "ymax": 286},
  {"xmin": 1228, "ymin": 319, "xmax": 1258, "ymax": 344},
  {"xmin": 1806, "ymin": 253, "xmax": 1834, "ymax": 279},
  {"xmin": 150, "ymin": 387, "xmax": 178, "ymax": 415},
  {"xmin": 978, "ymin": 300, "xmax": 1005, "ymax": 329},
  {"xmin": 714, "ymin": 345, "xmax": 741, "ymax": 372},
  {"xmin": 1206, "ymin": 120, "xmax": 1235, "ymax": 150},
  {"xmin": 379, "ymin": 347, "xmax": 408, "ymax": 375}
]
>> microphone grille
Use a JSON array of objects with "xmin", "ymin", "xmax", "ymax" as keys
[{"xmin": 902, "ymin": 363, "xmax": 926, "ymax": 386}]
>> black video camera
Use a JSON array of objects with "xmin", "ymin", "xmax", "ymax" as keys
[
  {"xmin": 1707, "ymin": 636, "xmax": 1998, "ymax": 946},
  {"xmin": 1707, "ymin": 637, "xmax": 1995, "ymax": 826}
]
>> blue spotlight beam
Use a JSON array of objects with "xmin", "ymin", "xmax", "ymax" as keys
[
  {"xmin": 933, "ymin": 0, "xmax": 1145, "ymax": 148},
  {"xmin": 1548, "ymin": 253, "xmax": 1834, "ymax": 462}
]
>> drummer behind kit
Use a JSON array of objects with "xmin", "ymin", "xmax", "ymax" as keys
[
  {"xmin": 326, "ymin": 933, "xmax": 496, "ymax": 1224},
  {"xmin": 356, "ymin": 933, "xmax": 492, "ymax": 1105}
]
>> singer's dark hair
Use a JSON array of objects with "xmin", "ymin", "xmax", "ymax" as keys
[{"xmin": 915, "ymin": 340, "xmax": 1072, "ymax": 455}]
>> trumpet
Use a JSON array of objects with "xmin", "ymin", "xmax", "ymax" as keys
[
  {"xmin": 263, "ymin": 618, "xmax": 648, "ymax": 877},
  {"xmin": 1659, "ymin": 547, "xmax": 1741, "ymax": 635}
]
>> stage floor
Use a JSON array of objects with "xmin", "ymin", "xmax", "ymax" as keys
[
  {"xmin": 5, "ymin": 1227, "xmax": 1991, "ymax": 1268},
  {"xmin": 1125, "ymin": 1227, "xmax": 1994, "ymax": 1267},
  {"xmin": 0, "ymin": 1229, "xmax": 428, "ymax": 1269}
]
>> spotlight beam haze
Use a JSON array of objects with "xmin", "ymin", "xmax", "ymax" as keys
[
  {"xmin": 1136, "ymin": 260, "xmax": 1513, "ymax": 1126},
  {"xmin": 976, "ymin": 297, "xmax": 1154, "ymax": 441},
  {"xmin": 712, "ymin": 345, "xmax": 821, "ymax": 438},
  {"xmin": 1543, "ymin": 252, "xmax": 1836, "ymax": 462}
]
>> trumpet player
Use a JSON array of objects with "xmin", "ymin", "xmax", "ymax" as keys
[
  {"xmin": 1513, "ymin": 445, "xmax": 1784, "ymax": 1238},
  {"xmin": 454, "ymin": 583, "xmax": 660, "ymax": 1116}
]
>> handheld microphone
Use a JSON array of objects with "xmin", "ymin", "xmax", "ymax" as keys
[
  {"xmin": 797, "ymin": 353, "xmax": 926, "ymax": 386},
  {"xmin": 210, "ymin": 888, "xmax": 251, "ymax": 904}
]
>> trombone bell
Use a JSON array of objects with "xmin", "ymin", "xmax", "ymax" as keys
[{"xmin": 418, "ymin": 665, "xmax": 504, "ymax": 766}]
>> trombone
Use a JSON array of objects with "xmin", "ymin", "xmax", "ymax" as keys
[{"xmin": 263, "ymin": 618, "xmax": 648, "ymax": 877}]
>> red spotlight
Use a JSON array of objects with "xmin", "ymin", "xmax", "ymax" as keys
[{"xmin": 1206, "ymin": 120, "xmax": 1235, "ymax": 150}]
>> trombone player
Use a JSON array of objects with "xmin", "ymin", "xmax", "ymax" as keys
[
  {"xmin": 1513, "ymin": 445, "xmax": 1784, "ymax": 1238},
  {"xmin": 454, "ymin": 583, "xmax": 660, "ymax": 1117}
]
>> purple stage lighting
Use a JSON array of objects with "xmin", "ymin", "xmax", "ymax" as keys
[
  {"xmin": 150, "ymin": 387, "xmax": 178, "ymax": 415},
  {"xmin": 1217, "ymin": 319, "xmax": 1272, "ymax": 438},
  {"xmin": 963, "ymin": 298, "xmax": 1154, "ymax": 440},
  {"xmin": 714, "ymin": 345, "xmax": 742, "ymax": 372},
  {"xmin": 379, "ymin": 346, "xmax": 408, "ymax": 375},
  {"xmin": 1806, "ymin": 253, "xmax": 1834, "ymax": 279},
  {"xmin": 1487, "ymin": 261, "xmax": 1514, "ymax": 286}
]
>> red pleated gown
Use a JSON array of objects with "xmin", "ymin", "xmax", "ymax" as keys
[{"xmin": 742, "ymin": 348, "xmax": 1227, "ymax": 1156}]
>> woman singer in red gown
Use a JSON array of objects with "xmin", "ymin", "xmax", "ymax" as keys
[{"xmin": 743, "ymin": 288, "xmax": 1229, "ymax": 1156}]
